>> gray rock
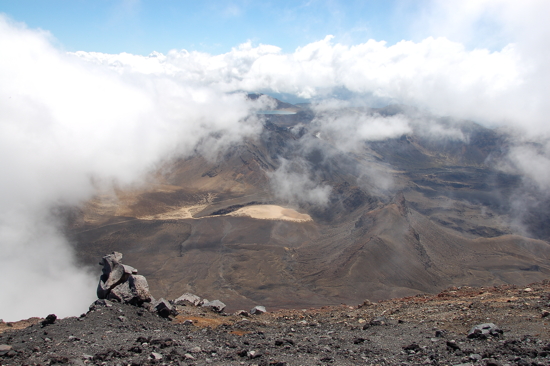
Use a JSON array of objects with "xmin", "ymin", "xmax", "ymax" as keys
[
  {"xmin": 97, "ymin": 252, "xmax": 135, "ymax": 299},
  {"xmin": 234, "ymin": 310, "xmax": 250, "ymax": 317},
  {"xmin": 0, "ymin": 344, "xmax": 12, "ymax": 355},
  {"xmin": 129, "ymin": 275, "xmax": 151, "ymax": 304},
  {"xmin": 247, "ymin": 350, "xmax": 262, "ymax": 359},
  {"xmin": 364, "ymin": 316, "xmax": 387, "ymax": 329},
  {"xmin": 250, "ymin": 306, "xmax": 266, "ymax": 315},
  {"xmin": 359, "ymin": 299, "xmax": 374, "ymax": 308},
  {"xmin": 69, "ymin": 359, "xmax": 85, "ymax": 366},
  {"xmin": 142, "ymin": 302, "xmax": 155, "ymax": 312},
  {"xmin": 122, "ymin": 264, "xmax": 138, "ymax": 275},
  {"xmin": 96, "ymin": 252, "xmax": 150, "ymax": 306},
  {"xmin": 447, "ymin": 340, "xmax": 460, "ymax": 351},
  {"xmin": 108, "ymin": 280, "xmax": 132, "ymax": 303},
  {"xmin": 108, "ymin": 275, "xmax": 151, "ymax": 305},
  {"xmin": 467, "ymin": 323, "xmax": 502, "ymax": 339},
  {"xmin": 154, "ymin": 298, "xmax": 176, "ymax": 318},
  {"xmin": 469, "ymin": 354, "xmax": 482, "ymax": 361},
  {"xmin": 151, "ymin": 352, "xmax": 163, "ymax": 360},
  {"xmin": 174, "ymin": 293, "xmax": 202, "ymax": 306},
  {"xmin": 202, "ymin": 300, "xmax": 226, "ymax": 313}
]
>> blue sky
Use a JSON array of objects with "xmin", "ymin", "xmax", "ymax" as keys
[{"xmin": 0, "ymin": 0, "xmax": 420, "ymax": 55}]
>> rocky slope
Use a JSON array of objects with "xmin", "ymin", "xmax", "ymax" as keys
[
  {"xmin": 65, "ymin": 102, "xmax": 550, "ymax": 312},
  {"xmin": 2, "ymin": 280, "xmax": 550, "ymax": 365}
]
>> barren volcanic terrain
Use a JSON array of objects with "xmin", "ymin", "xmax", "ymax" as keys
[
  {"xmin": 3, "ymin": 281, "xmax": 550, "ymax": 365},
  {"xmin": 67, "ymin": 101, "xmax": 550, "ymax": 312}
]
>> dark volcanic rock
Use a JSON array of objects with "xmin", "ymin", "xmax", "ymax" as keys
[
  {"xmin": 40, "ymin": 314, "xmax": 56, "ymax": 327},
  {"xmin": 154, "ymin": 298, "xmax": 176, "ymax": 318},
  {"xmin": 3, "ymin": 282, "xmax": 550, "ymax": 366}
]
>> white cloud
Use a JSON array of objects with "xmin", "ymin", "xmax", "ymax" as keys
[
  {"xmin": 268, "ymin": 159, "xmax": 332, "ymax": 206},
  {"xmin": 309, "ymin": 103, "xmax": 412, "ymax": 152},
  {"xmin": 0, "ymin": 15, "xmax": 263, "ymax": 321},
  {"xmin": 76, "ymin": 5, "xmax": 547, "ymax": 140},
  {"xmin": 507, "ymin": 143, "xmax": 550, "ymax": 192}
]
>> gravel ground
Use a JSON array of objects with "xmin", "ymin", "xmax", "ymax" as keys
[{"xmin": 2, "ymin": 282, "xmax": 550, "ymax": 365}]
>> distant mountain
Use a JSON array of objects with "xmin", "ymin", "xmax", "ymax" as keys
[{"xmin": 67, "ymin": 100, "xmax": 550, "ymax": 312}]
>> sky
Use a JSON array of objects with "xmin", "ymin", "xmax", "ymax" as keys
[
  {"xmin": 1, "ymin": 0, "xmax": 550, "ymax": 321},
  {"xmin": 0, "ymin": 0, "xmax": 416, "ymax": 55}
]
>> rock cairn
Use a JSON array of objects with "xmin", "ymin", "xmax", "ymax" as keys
[
  {"xmin": 92, "ymin": 252, "xmax": 256, "ymax": 319},
  {"xmin": 97, "ymin": 252, "xmax": 152, "ymax": 306}
]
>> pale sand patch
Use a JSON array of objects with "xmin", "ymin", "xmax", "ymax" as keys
[
  {"xmin": 139, "ymin": 205, "xmax": 208, "ymax": 220},
  {"xmin": 227, "ymin": 205, "xmax": 312, "ymax": 222}
]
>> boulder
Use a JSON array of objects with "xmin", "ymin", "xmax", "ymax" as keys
[
  {"xmin": 202, "ymin": 300, "xmax": 226, "ymax": 313},
  {"xmin": 467, "ymin": 323, "xmax": 503, "ymax": 339},
  {"xmin": 0, "ymin": 345, "xmax": 12, "ymax": 356},
  {"xmin": 234, "ymin": 310, "xmax": 250, "ymax": 317},
  {"xmin": 369, "ymin": 316, "xmax": 388, "ymax": 326},
  {"xmin": 250, "ymin": 306, "xmax": 266, "ymax": 315},
  {"xmin": 109, "ymin": 275, "xmax": 151, "ymax": 305},
  {"xmin": 154, "ymin": 298, "xmax": 177, "ymax": 318},
  {"xmin": 108, "ymin": 280, "xmax": 132, "ymax": 303},
  {"xmin": 174, "ymin": 293, "xmax": 202, "ymax": 306},
  {"xmin": 358, "ymin": 299, "xmax": 374, "ymax": 308},
  {"xmin": 130, "ymin": 275, "xmax": 152, "ymax": 304},
  {"xmin": 41, "ymin": 314, "xmax": 57, "ymax": 327}
]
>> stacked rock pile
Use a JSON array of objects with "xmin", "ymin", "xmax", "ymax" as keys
[
  {"xmin": 93, "ymin": 252, "xmax": 245, "ymax": 318},
  {"xmin": 97, "ymin": 252, "xmax": 151, "ymax": 306}
]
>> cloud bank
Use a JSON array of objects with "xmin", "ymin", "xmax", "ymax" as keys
[{"xmin": 0, "ymin": 16, "xmax": 264, "ymax": 321}]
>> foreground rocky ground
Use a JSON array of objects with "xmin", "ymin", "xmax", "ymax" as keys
[{"xmin": 2, "ymin": 281, "xmax": 550, "ymax": 366}]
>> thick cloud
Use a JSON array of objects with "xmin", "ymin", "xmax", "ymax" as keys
[
  {"xmin": 73, "ymin": 2, "xmax": 550, "ymax": 199},
  {"xmin": 76, "ymin": 34, "xmax": 543, "ymax": 140},
  {"xmin": 0, "ymin": 16, "xmax": 264, "ymax": 321},
  {"xmin": 74, "ymin": 1, "xmax": 550, "ymax": 195}
]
